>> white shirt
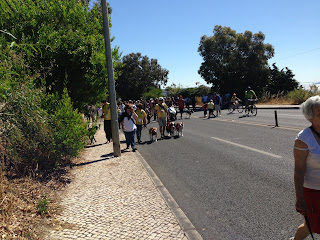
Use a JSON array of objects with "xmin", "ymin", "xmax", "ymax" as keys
[
  {"xmin": 122, "ymin": 115, "xmax": 137, "ymax": 132},
  {"xmin": 296, "ymin": 127, "xmax": 320, "ymax": 190}
]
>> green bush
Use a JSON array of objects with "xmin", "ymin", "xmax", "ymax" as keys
[
  {"xmin": 44, "ymin": 89, "xmax": 88, "ymax": 162},
  {"xmin": 37, "ymin": 197, "xmax": 50, "ymax": 215},
  {"xmin": 0, "ymin": 84, "xmax": 56, "ymax": 176},
  {"xmin": 0, "ymin": 84, "xmax": 88, "ymax": 177},
  {"xmin": 287, "ymin": 88, "xmax": 314, "ymax": 104}
]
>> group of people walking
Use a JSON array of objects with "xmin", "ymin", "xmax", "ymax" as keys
[
  {"xmin": 94, "ymin": 92, "xmax": 320, "ymax": 239},
  {"xmin": 202, "ymin": 92, "xmax": 223, "ymax": 118},
  {"xmin": 99, "ymin": 95, "xmax": 197, "ymax": 151}
]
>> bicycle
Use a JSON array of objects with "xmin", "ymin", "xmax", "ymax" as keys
[
  {"xmin": 245, "ymin": 99, "xmax": 258, "ymax": 116},
  {"xmin": 228, "ymin": 100, "xmax": 243, "ymax": 113}
]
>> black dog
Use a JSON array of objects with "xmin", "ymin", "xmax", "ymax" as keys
[
  {"xmin": 185, "ymin": 109, "xmax": 194, "ymax": 119},
  {"xmin": 88, "ymin": 125, "xmax": 98, "ymax": 144}
]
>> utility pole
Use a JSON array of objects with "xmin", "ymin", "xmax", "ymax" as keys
[{"xmin": 101, "ymin": 0, "xmax": 121, "ymax": 157}]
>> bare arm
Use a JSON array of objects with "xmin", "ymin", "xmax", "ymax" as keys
[
  {"xmin": 293, "ymin": 139, "xmax": 309, "ymax": 215},
  {"xmin": 132, "ymin": 111, "xmax": 138, "ymax": 120}
]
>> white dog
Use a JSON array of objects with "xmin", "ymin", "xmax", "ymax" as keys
[
  {"xmin": 175, "ymin": 122, "xmax": 184, "ymax": 137},
  {"xmin": 149, "ymin": 127, "xmax": 158, "ymax": 142}
]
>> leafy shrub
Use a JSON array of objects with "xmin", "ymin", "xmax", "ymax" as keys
[
  {"xmin": 0, "ymin": 83, "xmax": 56, "ymax": 177},
  {"xmin": 287, "ymin": 88, "xmax": 314, "ymax": 104},
  {"xmin": 43, "ymin": 89, "xmax": 88, "ymax": 163},
  {"xmin": 37, "ymin": 196, "xmax": 50, "ymax": 215}
]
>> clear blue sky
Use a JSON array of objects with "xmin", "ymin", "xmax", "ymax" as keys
[{"xmin": 99, "ymin": 0, "xmax": 320, "ymax": 88}]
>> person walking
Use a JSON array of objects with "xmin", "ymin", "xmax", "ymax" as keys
[
  {"xmin": 291, "ymin": 95, "xmax": 320, "ymax": 240},
  {"xmin": 191, "ymin": 96, "xmax": 196, "ymax": 111},
  {"xmin": 177, "ymin": 95, "xmax": 185, "ymax": 119},
  {"xmin": 135, "ymin": 103, "xmax": 147, "ymax": 144},
  {"xmin": 207, "ymin": 99, "xmax": 214, "ymax": 118},
  {"xmin": 155, "ymin": 97, "xmax": 168, "ymax": 139},
  {"xmin": 101, "ymin": 99, "xmax": 112, "ymax": 143},
  {"xmin": 214, "ymin": 93, "xmax": 222, "ymax": 117},
  {"xmin": 185, "ymin": 96, "xmax": 191, "ymax": 110},
  {"xmin": 120, "ymin": 104, "xmax": 138, "ymax": 152},
  {"xmin": 203, "ymin": 102, "xmax": 208, "ymax": 118}
]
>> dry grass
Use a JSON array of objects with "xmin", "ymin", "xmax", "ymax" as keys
[
  {"xmin": 258, "ymin": 91, "xmax": 298, "ymax": 105},
  {"xmin": 258, "ymin": 97, "xmax": 296, "ymax": 105},
  {"xmin": 0, "ymin": 166, "xmax": 73, "ymax": 240}
]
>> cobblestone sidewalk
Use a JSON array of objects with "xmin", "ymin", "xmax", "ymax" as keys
[{"xmin": 45, "ymin": 126, "xmax": 200, "ymax": 240}]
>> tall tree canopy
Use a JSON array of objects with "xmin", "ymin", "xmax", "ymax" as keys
[
  {"xmin": 115, "ymin": 53, "xmax": 169, "ymax": 100},
  {"xmin": 0, "ymin": 0, "xmax": 121, "ymax": 110},
  {"xmin": 265, "ymin": 63, "xmax": 299, "ymax": 94},
  {"xmin": 198, "ymin": 25, "xmax": 274, "ymax": 97}
]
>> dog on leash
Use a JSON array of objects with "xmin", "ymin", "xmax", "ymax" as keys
[
  {"xmin": 88, "ymin": 125, "xmax": 98, "ymax": 144},
  {"xmin": 149, "ymin": 127, "xmax": 158, "ymax": 142},
  {"xmin": 166, "ymin": 121, "xmax": 175, "ymax": 136},
  {"xmin": 175, "ymin": 122, "xmax": 184, "ymax": 137},
  {"xmin": 186, "ymin": 109, "xmax": 194, "ymax": 118},
  {"xmin": 185, "ymin": 109, "xmax": 194, "ymax": 119}
]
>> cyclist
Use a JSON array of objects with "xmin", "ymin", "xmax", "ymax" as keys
[
  {"xmin": 230, "ymin": 93, "xmax": 241, "ymax": 109},
  {"xmin": 244, "ymin": 86, "xmax": 257, "ymax": 110}
]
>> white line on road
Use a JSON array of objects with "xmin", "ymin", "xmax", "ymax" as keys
[{"xmin": 211, "ymin": 137, "xmax": 282, "ymax": 159}]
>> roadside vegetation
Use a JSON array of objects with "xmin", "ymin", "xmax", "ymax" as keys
[
  {"xmin": 0, "ymin": 0, "xmax": 113, "ymax": 238},
  {"xmin": 0, "ymin": 0, "xmax": 318, "ymax": 239}
]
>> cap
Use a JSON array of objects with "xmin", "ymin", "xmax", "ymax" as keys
[
  {"xmin": 233, "ymin": 93, "xmax": 236, "ymax": 95},
  {"xmin": 159, "ymin": 97, "xmax": 164, "ymax": 101}
]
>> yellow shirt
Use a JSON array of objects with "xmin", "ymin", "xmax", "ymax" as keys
[
  {"xmin": 155, "ymin": 103, "xmax": 168, "ymax": 118},
  {"xmin": 135, "ymin": 109, "xmax": 147, "ymax": 125},
  {"xmin": 102, "ymin": 103, "xmax": 111, "ymax": 120},
  {"xmin": 208, "ymin": 102, "xmax": 214, "ymax": 109}
]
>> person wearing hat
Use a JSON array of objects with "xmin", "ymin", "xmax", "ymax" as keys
[
  {"xmin": 155, "ymin": 97, "xmax": 168, "ymax": 139},
  {"xmin": 101, "ymin": 99, "xmax": 112, "ymax": 143},
  {"xmin": 207, "ymin": 99, "xmax": 214, "ymax": 118},
  {"xmin": 177, "ymin": 95, "xmax": 185, "ymax": 119},
  {"xmin": 245, "ymin": 86, "xmax": 257, "ymax": 110},
  {"xmin": 230, "ymin": 93, "xmax": 241, "ymax": 110}
]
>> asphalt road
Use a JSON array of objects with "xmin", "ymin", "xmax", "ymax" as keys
[{"xmin": 136, "ymin": 108, "xmax": 310, "ymax": 240}]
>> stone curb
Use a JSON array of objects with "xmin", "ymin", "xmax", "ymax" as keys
[
  {"xmin": 136, "ymin": 152, "xmax": 203, "ymax": 240},
  {"xmin": 256, "ymin": 105, "xmax": 300, "ymax": 109}
]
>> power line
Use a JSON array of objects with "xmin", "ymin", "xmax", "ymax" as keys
[{"xmin": 272, "ymin": 47, "xmax": 320, "ymax": 62}]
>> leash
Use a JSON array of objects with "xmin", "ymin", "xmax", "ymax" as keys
[{"xmin": 305, "ymin": 215, "xmax": 315, "ymax": 240}]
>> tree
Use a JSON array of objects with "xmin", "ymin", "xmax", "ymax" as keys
[
  {"xmin": 195, "ymin": 84, "xmax": 210, "ymax": 97},
  {"xmin": 198, "ymin": 25, "xmax": 274, "ymax": 98},
  {"xmin": 142, "ymin": 86, "xmax": 163, "ymax": 100},
  {"xmin": 265, "ymin": 63, "xmax": 298, "ymax": 94},
  {"xmin": 165, "ymin": 83, "xmax": 182, "ymax": 98},
  {"xmin": 0, "ymin": 0, "xmax": 121, "ymax": 111},
  {"xmin": 115, "ymin": 53, "xmax": 169, "ymax": 100},
  {"xmin": 165, "ymin": 83, "xmax": 210, "ymax": 99}
]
